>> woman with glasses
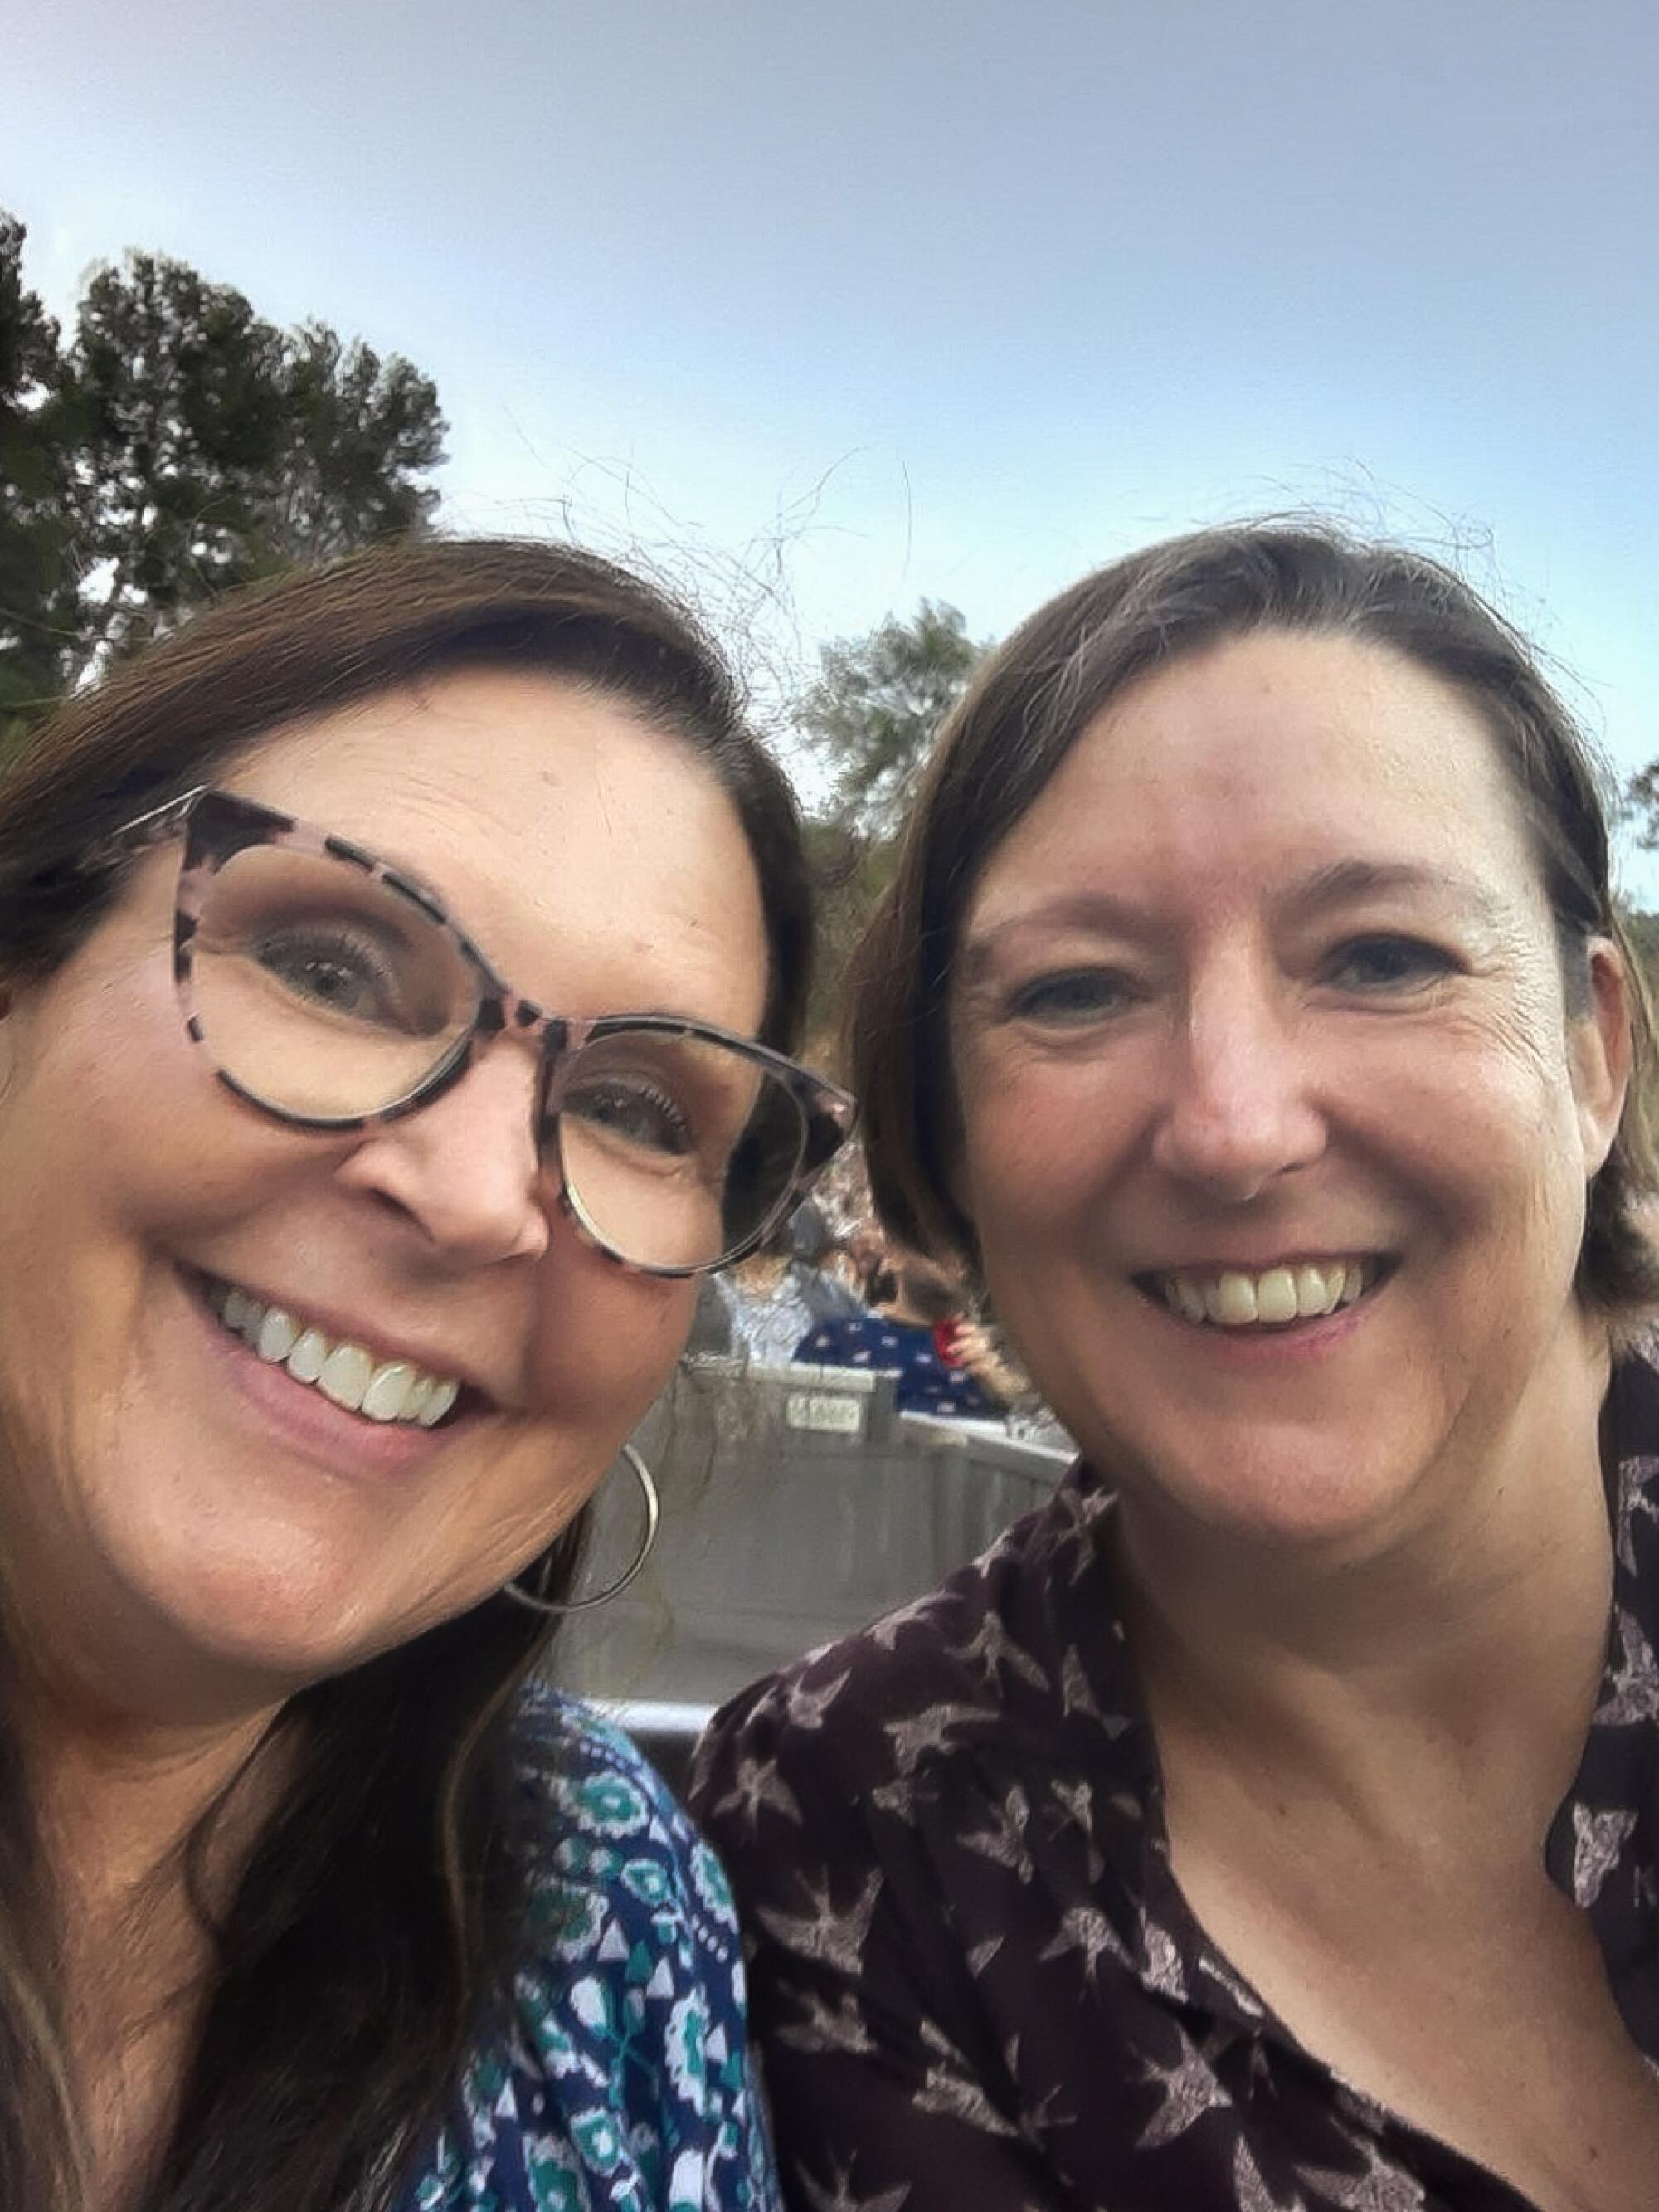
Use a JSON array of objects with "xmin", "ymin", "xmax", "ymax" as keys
[
  {"xmin": 0, "ymin": 538, "xmax": 849, "ymax": 2212},
  {"xmin": 694, "ymin": 525, "xmax": 1659, "ymax": 2211}
]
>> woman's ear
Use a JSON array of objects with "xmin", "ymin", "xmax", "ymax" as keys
[{"xmin": 1573, "ymin": 938, "xmax": 1633, "ymax": 1178}]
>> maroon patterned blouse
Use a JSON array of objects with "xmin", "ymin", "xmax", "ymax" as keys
[{"xmin": 689, "ymin": 1353, "xmax": 1659, "ymax": 2212}]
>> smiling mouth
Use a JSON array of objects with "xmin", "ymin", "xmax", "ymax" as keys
[
  {"xmin": 1136, "ymin": 1256, "xmax": 1395, "ymax": 1330},
  {"xmin": 193, "ymin": 1272, "xmax": 474, "ymax": 1428}
]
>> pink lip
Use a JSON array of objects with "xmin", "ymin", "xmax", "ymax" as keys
[{"xmin": 185, "ymin": 1271, "xmax": 483, "ymax": 1480}]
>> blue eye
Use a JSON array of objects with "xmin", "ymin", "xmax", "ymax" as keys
[
  {"xmin": 1008, "ymin": 968, "xmax": 1136, "ymax": 1024},
  {"xmin": 1326, "ymin": 935, "xmax": 1454, "ymax": 990}
]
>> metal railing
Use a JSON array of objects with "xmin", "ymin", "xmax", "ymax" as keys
[{"xmin": 560, "ymin": 1358, "xmax": 1073, "ymax": 1736}]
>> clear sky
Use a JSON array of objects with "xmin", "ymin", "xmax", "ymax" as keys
[{"xmin": 6, "ymin": 0, "xmax": 1657, "ymax": 884}]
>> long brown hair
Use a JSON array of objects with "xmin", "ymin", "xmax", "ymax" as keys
[
  {"xmin": 850, "ymin": 521, "xmax": 1659, "ymax": 1318},
  {"xmin": 0, "ymin": 538, "xmax": 814, "ymax": 2210}
]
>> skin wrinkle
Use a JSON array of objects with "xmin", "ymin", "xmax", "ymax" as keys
[
  {"xmin": 0, "ymin": 661, "xmax": 780, "ymax": 2200},
  {"xmin": 924, "ymin": 630, "xmax": 1659, "ymax": 2206},
  {"xmin": 0, "ymin": 669, "xmax": 770, "ymax": 1734},
  {"xmin": 957, "ymin": 860, "xmax": 1524, "ymax": 998},
  {"xmin": 951, "ymin": 629, "xmax": 1627, "ymax": 1571}
]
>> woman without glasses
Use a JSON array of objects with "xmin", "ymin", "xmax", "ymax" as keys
[
  {"xmin": 0, "ymin": 538, "xmax": 850, "ymax": 2211},
  {"xmin": 694, "ymin": 525, "xmax": 1659, "ymax": 2211}
]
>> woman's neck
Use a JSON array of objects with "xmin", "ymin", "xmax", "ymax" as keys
[
  {"xmin": 1115, "ymin": 1328, "xmax": 1617, "ymax": 1846},
  {"xmin": 17, "ymin": 1693, "xmax": 287, "ymax": 2207},
  {"xmin": 36, "ymin": 1698, "xmax": 277, "ymax": 1922}
]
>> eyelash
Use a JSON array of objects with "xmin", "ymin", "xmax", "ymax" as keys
[
  {"xmin": 1321, "ymin": 933, "xmax": 1458, "ymax": 991},
  {"xmin": 1006, "ymin": 968, "xmax": 1139, "ymax": 1025},
  {"xmin": 1002, "ymin": 933, "xmax": 1457, "ymax": 1027}
]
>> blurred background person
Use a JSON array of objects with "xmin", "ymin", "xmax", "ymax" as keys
[
  {"xmin": 713, "ymin": 1200, "xmax": 863, "ymax": 1367},
  {"xmin": 795, "ymin": 1244, "xmax": 1026, "ymax": 1418}
]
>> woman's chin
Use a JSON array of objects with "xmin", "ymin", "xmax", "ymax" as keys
[
  {"xmin": 69, "ymin": 1533, "xmax": 458, "ymax": 1719},
  {"xmin": 1106, "ymin": 1425, "xmax": 1433, "ymax": 1560}
]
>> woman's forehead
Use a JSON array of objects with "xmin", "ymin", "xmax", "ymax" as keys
[
  {"xmin": 219, "ymin": 668, "xmax": 771, "ymax": 1028},
  {"xmin": 961, "ymin": 630, "xmax": 1542, "ymax": 941}
]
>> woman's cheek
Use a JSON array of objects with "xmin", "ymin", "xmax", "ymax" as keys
[{"xmin": 528, "ymin": 1264, "xmax": 696, "ymax": 1412}]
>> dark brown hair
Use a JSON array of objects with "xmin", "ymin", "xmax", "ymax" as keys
[
  {"xmin": 0, "ymin": 537, "xmax": 815, "ymax": 2211},
  {"xmin": 850, "ymin": 521, "xmax": 1659, "ymax": 1318}
]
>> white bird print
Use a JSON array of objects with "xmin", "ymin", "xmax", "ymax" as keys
[
  {"xmin": 945, "ymin": 1610, "xmax": 1051, "ymax": 1693},
  {"xmin": 784, "ymin": 1666, "xmax": 853, "ymax": 1731},
  {"xmin": 709, "ymin": 1752, "xmax": 804, "ymax": 1835},
  {"xmin": 882, "ymin": 1699, "xmax": 992, "ymax": 1777},
  {"xmin": 775, "ymin": 1985, "xmax": 878, "ymax": 2059},
  {"xmin": 1036, "ymin": 1903, "xmax": 1132, "ymax": 1987},
  {"xmin": 959, "ymin": 1783, "xmax": 1035, "ymax": 1881},
  {"xmin": 965, "ymin": 1934, "xmax": 1004, "ymax": 1979},
  {"xmin": 1136, "ymin": 2024, "xmax": 1230, "ymax": 2148},
  {"xmin": 866, "ymin": 1589, "xmax": 954, "ymax": 1651},
  {"xmin": 1571, "ymin": 1803, "xmax": 1638, "ymax": 1908},
  {"xmin": 913, "ymin": 2065, "xmax": 1022, "ymax": 2138},
  {"xmin": 1059, "ymin": 1646, "xmax": 1132, "ymax": 1735},
  {"xmin": 1613, "ymin": 1460, "xmax": 1659, "ymax": 1576},
  {"xmin": 1296, "ymin": 2136, "xmax": 1428, "ymax": 2210},
  {"xmin": 1044, "ymin": 1773, "xmax": 1107, "ymax": 1883},
  {"xmin": 1233, "ymin": 2137, "xmax": 1306, "ymax": 2211},
  {"xmin": 796, "ymin": 2155, "xmax": 912, "ymax": 2212},
  {"xmin": 1136, "ymin": 1900, "xmax": 1189, "ymax": 2002},
  {"xmin": 754, "ymin": 1866, "xmax": 883, "ymax": 1976},
  {"xmin": 1197, "ymin": 1945, "xmax": 1266, "ymax": 2022},
  {"xmin": 1597, "ymin": 1605, "xmax": 1659, "ymax": 1726}
]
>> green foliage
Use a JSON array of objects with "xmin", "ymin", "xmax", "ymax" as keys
[
  {"xmin": 0, "ymin": 217, "xmax": 83, "ymax": 738},
  {"xmin": 1625, "ymin": 763, "xmax": 1659, "ymax": 856},
  {"xmin": 802, "ymin": 816, "xmax": 901, "ymax": 1049},
  {"xmin": 1622, "ymin": 907, "xmax": 1659, "ymax": 976},
  {"xmin": 795, "ymin": 600, "xmax": 987, "ymax": 1039},
  {"xmin": 798, "ymin": 598, "xmax": 985, "ymax": 841},
  {"xmin": 0, "ymin": 213, "xmax": 446, "ymax": 738}
]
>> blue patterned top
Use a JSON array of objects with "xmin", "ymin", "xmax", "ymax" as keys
[{"xmin": 400, "ymin": 1688, "xmax": 781, "ymax": 2212}]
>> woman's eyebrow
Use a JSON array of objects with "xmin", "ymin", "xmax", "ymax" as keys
[
  {"xmin": 956, "ymin": 861, "xmax": 1506, "ymax": 989},
  {"xmin": 956, "ymin": 892, "xmax": 1152, "ymax": 987},
  {"xmin": 1286, "ymin": 857, "xmax": 1506, "ymax": 924}
]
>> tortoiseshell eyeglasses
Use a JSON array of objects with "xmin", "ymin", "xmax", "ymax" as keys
[{"xmin": 90, "ymin": 786, "xmax": 855, "ymax": 1275}]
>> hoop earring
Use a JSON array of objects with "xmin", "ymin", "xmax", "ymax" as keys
[{"xmin": 500, "ymin": 1445, "xmax": 660, "ymax": 1615}]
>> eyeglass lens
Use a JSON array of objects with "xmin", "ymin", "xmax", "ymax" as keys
[{"xmin": 189, "ymin": 843, "xmax": 808, "ymax": 1269}]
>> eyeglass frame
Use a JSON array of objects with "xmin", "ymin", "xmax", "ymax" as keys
[{"xmin": 80, "ymin": 784, "xmax": 857, "ymax": 1278}]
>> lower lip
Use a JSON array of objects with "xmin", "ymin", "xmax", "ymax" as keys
[
  {"xmin": 183, "ymin": 1271, "xmax": 477, "ymax": 1479},
  {"xmin": 1145, "ymin": 1278, "xmax": 1385, "ymax": 1365}
]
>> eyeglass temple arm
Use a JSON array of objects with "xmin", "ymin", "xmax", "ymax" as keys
[{"xmin": 75, "ymin": 786, "xmax": 210, "ymax": 875}]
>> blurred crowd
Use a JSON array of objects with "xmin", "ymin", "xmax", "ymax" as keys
[{"xmin": 689, "ymin": 1155, "xmax": 1069, "ymax": 1444}]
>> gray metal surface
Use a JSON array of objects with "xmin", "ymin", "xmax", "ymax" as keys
[{"xmin": 557, "ymin": 1358, "xmax": 1072, "ymax": 1709}]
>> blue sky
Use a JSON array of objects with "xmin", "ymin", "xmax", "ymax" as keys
[{"xmin": 7, "ymin": 0, "xmax": 1658, "ymax": 885}]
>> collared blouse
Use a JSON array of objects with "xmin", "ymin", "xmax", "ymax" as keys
[{"xmin": 688, "ymin": 1355, "xmax": 1659, "ymax": 2211}]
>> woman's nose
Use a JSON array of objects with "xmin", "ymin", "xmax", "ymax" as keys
[
  {"xmin": 335, "ymin": 1038, "xmax": 552, "ymax": 1267},
  {"xmin": 1149, "ymin": 967, "xmax": 1326, "ymax": 1202}
]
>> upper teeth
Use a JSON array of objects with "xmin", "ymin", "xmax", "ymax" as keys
[
  {"xmin": 210, "ymin": 1281, "xmax": 461, "ymax": 1426},
  {"xmin": 1156, "ymin": 1259, "xmax": 1371, "ymax": 1328}
]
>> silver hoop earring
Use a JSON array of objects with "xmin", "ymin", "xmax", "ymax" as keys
[{"xmin": 501, "ymin": 1445, "xmax": 660, "ymax": 1615}]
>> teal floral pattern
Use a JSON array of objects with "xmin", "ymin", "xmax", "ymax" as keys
[{"xmin": 401, "ymin": 1690, "xmax": 781, "ymax": 2212}]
